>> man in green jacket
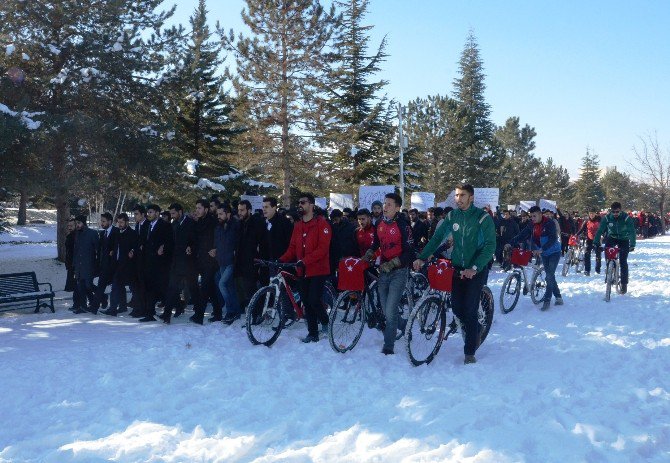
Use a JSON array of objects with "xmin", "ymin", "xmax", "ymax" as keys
[
  {"xmin": 594, "ymin": 201, "xmax": 636, "ymax": 294},
  {"xmin": 413, "ymin": 184, "xmax": 496, "ymax": 364}
]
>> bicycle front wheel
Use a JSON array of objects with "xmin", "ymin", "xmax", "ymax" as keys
[
  {"xmin": 246, "ymin": 286, "xmax": 284, "ymax": 346},
  {"xmin": 479, "ymin": 286, "xmax": 495, "ymax": 345},
  {"xmin": 530, "ymin": 268, "xmax": 547, "ymax": 305},
  {"xmin": 605, "ymin": 261, "xmax": 614, "ymax": 301},
  {"xmin": 328, "ymin": 290, "xmax": 366, "ymax": 353},
  {"xmin": 405, "ymin": 294, "xmax": 446, "ymax": 366},
  {"xmin": 562, "ymin": 249, "xmax": 573, "ymax": 276},
  {"xmin": 499, "ymin": 271, "xmax": 521, "ymax": 314}
]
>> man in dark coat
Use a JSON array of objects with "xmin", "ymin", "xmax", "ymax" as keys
[
  {"xmin": 329, "ymin": 209, "xmax": 358, "ymax": 275},
  {"xmin": 102, "ymin": 213, "xmax": 138, "ymax": 316},
  {"xmin": 214, "ymin": 204, "xmax": 242, "ymax": 324},
  {"xmin": 65, "ymin": 218, "xmax": 78, "ymax": 311},
  {"xmin": 259, "ymin": 196, "xmax": 293, "ymax": 285},
  {"xmin": 72, "ymin": 215, "xmax": 100, "ymax": 313},
  {"xmin": 129, "ymin": 205, "xmax": 149, "ymax": 317},
  {"xmin": 139, "ymin": 204, "xmax": 173, "ymax": 322},
  {"xmin": 91, "ymin": 212, "xmax": 118, "ymax": 314},
  {"xmin": 191, "ymin": 199, "xmax": 222, "ymax": 324},
  {"xmin": 409, "ymin": 209, "xmax": 429, "ymax": 252},
  {"xmin": 160, "ymin": 203, "xmax": 198, "ymax": 324},
  {"xmin": 235, "ymin": 199, "xmax": 264, "ymax": 313},
  {"xmin": 496, "ymin": 209, "xmax": 520, "ymax": 267}
]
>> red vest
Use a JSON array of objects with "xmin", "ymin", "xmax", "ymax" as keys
[{"xmin": 586, "ymin": 219, "xmax": 600, "ymax": 240}]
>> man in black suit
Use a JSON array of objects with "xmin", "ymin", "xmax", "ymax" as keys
[
  {"xmin": 139, "ymin": 204, "xmax": 173, "ymax": 322},
  {"xmin": 160, "ymin": 203, "xmax": 199, "ymax": 324},
  {"xmin": 259, "ymin": 196, "xmax": 293, "ymax": 285},
  {"xmin": 191, "ymin": 199, "xmax": 222, "ymax": 324},
  {"xmin": 235, "ymin": 199, "xmax": 264, "ymax": 312},
  {"xmin": 102, "ymin": 213, "xmax": 138, "ymax": 316},
  {"xmin": 129, "ymin": 205, "xmax": 149, "ymax": 317},
  {"xmin": 91, "ymin": 212, "xmax": 118, "ymax": 314}
]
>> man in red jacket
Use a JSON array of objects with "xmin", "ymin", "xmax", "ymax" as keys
[
  {"xmin": 355, "ymin": 208, "xmax": 376, "ymax": 257},
  {"xmin": 280, "ymin": 192, "xmax": 332, "ymax": 343}
]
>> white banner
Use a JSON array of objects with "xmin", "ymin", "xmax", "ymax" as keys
[
  {"xmin": 518, "ymin": 200, "xmax": 536, "ymax": 212},
  {"xmin": 442, "ymin": 190, "xmax": 457, "ymax": 209},
  {"xmin": 442, "ymin": 188, "xmax": 499, "ymax": 209},
  {"xmin": 358, "ymin": 185, "xmax": 395, "ymax": 211},
  {"xmin": 329, "ymin": 193, "xmax": 354, "ymax": 211},
  {"xmin": 410, "ymin": 192, "xmax": 435, "ymax": 212},
  {"xmin": 539, "ymin": 198, "xmax": 557, "ymax": 213},
  {"xmin": 315, "ymin": 197, "xmax": 328, "ymax": 210},
  {"xmin": 507, "ymin": 205, "xmax": 516, "ymax": 211},
  {"xmin": 240, "ymin": 195, "xmax": 264, "ymax": 213}
]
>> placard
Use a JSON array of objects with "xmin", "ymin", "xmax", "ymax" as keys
[
  {"xmin": 473, "ymin": 188, "xmax": 499, "ymax": 209},
  {"xmin": 329, "ymin": 193, "xmax": 354, "ymax": 211},
  {"xmin": 240, "ymin": 195, "xmax": 264, "ymax": 213},
  {"xmin": 315, "ymin": 197, "xmax": 328, "ymax": 210},
  {"xmin": 539, "ymin": 198, "xmax": 557, "ymax": 213},
  {"xmin": 507, "ymin": 205, "xmax": 516, "ymax": 211},
  {"xmin": 518, "ymin": 201, "xmax": 536, "ymax": 212},
  {"xmin": 410, "ymin": 192, "xmax": 435, "ymax": 212},
  {"xmin": 358, "ymin": 185, "xmax": 395, "ymax": 211}
]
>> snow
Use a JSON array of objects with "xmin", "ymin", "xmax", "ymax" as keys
[
  {"xmin": 244, "ymin": 179, "xmax": 277, "ymax": 189},
  {"xmin": 196, "ymin": 178, "xmax": 226, "ymax": 191},
  {"xmin": 0, "ymin": 103, "xmax": 43, "ymax": 130},
  {"xmin": 139, "ymin": 126, "xmax": 158, "ymax": 137},
  {"xmin": 22, "ymin": 53, "xmax": 30, "ymax": 61},
  {"xmin": 5, "ymin": 44, "xmax": 15, "ymax": 56},
  {"xmin": 184, "ymin": 159, "xmax": 199, "ymax": 175},
  {"xmin": 111, "ymin": 42, "xmax": 123, "ymax": 52},
  {"xmin": 0, "ymin": 228, "xmax": 669, "ymax": 462},
  {"xmin": 47, "ymin": 44, "xmax": 61, "ymax": 55}
]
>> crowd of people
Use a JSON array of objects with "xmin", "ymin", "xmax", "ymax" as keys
[{"xmin": 63, "ymin": 187, "xmax": 660, "ymax": 364}]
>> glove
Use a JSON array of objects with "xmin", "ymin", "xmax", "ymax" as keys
[
  {"xmin": 363, "ymin": 249, "xmax": 375, "ymax": 263},
  {"xmin": 379, "ymin": 257, "xmax": 401, "ymax": 273}
]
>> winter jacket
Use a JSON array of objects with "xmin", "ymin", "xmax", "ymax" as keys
[
  {"xmin": 420, "ymin": 205, "xmax": 496, "ymax": 272},
  {"xmin": 510, "ymin": 216, "xmax": 561, "ymax": 257},
  {"xmin": 280, "ymin": 215, "xmax": 332, "ymax": 277},
  {"xmin": 594, "ymin": 212, "xmax": 636, "ymax": 247},
  {"xmin": 498, "ymin": 217, "xmax": 520, "ymax": 244},
  {"xmin": 113, "ymin": 227, "xmax": 138, "ymax": 284},
  {"xmin": 576, "ymin": 216, "xmax": 601, "ymax": 241},
  {"xmin": 370, "ymin": 214, "xmax": 415, "ymax": 268},
  {"xmin": 194, "ymin": 214, "xmax": 218, "ymax": 271},
  {"xmin": 356, "ymin": 224, "xmax": 376, "ymax": 257},
  {"xmin": 259, "ymin": 213, "xmax": 293, "ymax": 262},
  {"xmin": 143, "ymin": 218, "xmax": 173, "ymax": 275},
  {"xmin": 171, "ymin": 215, "xmax": 197, "ymax": 276},
  {"xmin": 330, "ymin": 219, "xmax": 358, "ymax": 272},
  {"xmin": 73, "ymin": 227, "xmax": 99, "ymax": 280},
  {"xmin": 215, "ymin": 217, "xmax": 239, "ymax": 268},
  {"xmin": 235, "ymin": 214, "xmax": 264, "ymax": 278},
  {"xmin": 98, "ymin": 226, "xmax": 119, "ymax": 279}
]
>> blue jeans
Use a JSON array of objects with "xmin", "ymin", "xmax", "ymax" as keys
[
  {"xmin": 218, "ymin": 265, "xmax": 240, "ymax": 317},
  {"xmin": 541, "ymin": 252, "xmax": 561, "ymax": 301},
  {"xmin": 377, "ymin": 267, "xmax": 409, "ymax": 350}
]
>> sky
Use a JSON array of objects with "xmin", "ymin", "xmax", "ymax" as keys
[{"xmin": 168, "ymin": 0, "xmax": 670, "ymax": 179}]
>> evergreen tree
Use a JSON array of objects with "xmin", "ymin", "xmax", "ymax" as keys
[
  {"xmin": 601, "ymin": 167, "xmax": 634, "ymax": 207},
  {"xmin": 313, "ymin": 0, "xmax": 394, "ymax": 194},
  {"xmin": 0, "ymin": 0, "xmax": 181, "ymax": 259},
  {"xmin": 451, "ymin": 32, "xmax": 500, "ymax": 185},
  {"xmin": 573, "ymin": 149, "xmax": 606, "ymax": 212},
  {"xmin": 224, "ymin": 0, "xmax": 338, "ymax": 205},
  {"xmin": 539, "ymin": 157, "xmax": 574, "ymax": 209}
]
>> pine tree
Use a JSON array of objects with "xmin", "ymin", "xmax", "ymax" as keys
[
  {"xmin": 601, "ymin": 167, "xmax": 633, "ymax": 207},
  {"xmin": 313, "ymin": 0, "xmax": 394, "ymax": 194},
  {"xmin": 573, "ymin": 149, "xmax": 605, "ymax": 212},
  {"xmin": 539, "ymin": 157, "xmax": 574, "ymax": 209},
  {"xmin": 0, "ymin": 0, "xmax": 181, "ymax": 259},
  {"xmin": 451, "ymin": 32, "xmax": 500, "ymax": 186},
  {"xmin": 225, "ymin": 0, "xmax": 338, "ymax": 205}
]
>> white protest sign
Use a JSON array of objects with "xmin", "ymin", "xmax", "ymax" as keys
[
  {"xmin": 507, "ymin": 205, "xmax": 516, "ymax": 211},
  {"xmin": 539, "ymin": 198, "xmax": 557, "ymax": 213},
  {"xmin": 315, "ymin": 197, "xmax": 328, "ymax": 210},
  {"xmin": 240, "ymin": 194, "xmax": 264, "ymax": 213},
  {"xmin": 358, "ymin": 185, "xmax": 394, "ymax": 211},
  {"xmin": 443, "ymin": 190, "xmax": 457, "ymax": 209},
  {"xmin": 329, "ymin": 193, "xmax": 354, "ymax": 211},
  {"xmin": 518, "ymin": 200, "xmax": 536, "ymax": 212},
  {"xmin": 473, "ymin": 188, "xmax": 499, "ymax": 209},
  {"xmin": 410, "ymin": 192, "xmax": 435, "ymax": 212}
]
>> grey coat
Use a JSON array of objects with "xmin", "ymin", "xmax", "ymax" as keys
[{"xmin": 73, "ymin": 227, "xmax": 100, "ymax": 280}]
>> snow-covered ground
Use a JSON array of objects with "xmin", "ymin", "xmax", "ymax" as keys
[{"xmin": 1, "ymin": 226, "xmax": 669, "ymax": 462}]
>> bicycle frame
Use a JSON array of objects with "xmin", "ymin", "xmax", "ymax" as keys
[{"xmin": 268, "ymin": 269, "xmax": 305, "ymax": 320}]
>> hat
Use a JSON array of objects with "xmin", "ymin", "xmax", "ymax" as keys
[
  {"xmin": 371, "ymin": 200, "xmax": 383, "ymax": 208},
  {"xmin": 75, "ymin": 215, "xmax": 87, "ymax": 224}
]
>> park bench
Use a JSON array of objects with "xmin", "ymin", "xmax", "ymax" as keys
[{"xmin": 0, "ymin": 272, "xmax": 55, "ymax": 313}]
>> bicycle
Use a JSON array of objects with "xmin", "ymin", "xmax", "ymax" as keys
[
  {"xmin": 499, "ymin": 247, "xmax": 547, "ymax": 314},
  {"xmin": 561, "ymin": 235, "xmax": 585, "ymax": 276},
  {"xmin": 328, "ymin": 257, "xmax": 428, "ymax": 354},
  {"xmin": 246, "ymin": 259, "xmax": 335, "ymax": 346},
  {"xmin": 604, "ymin": 246, "xmax": 622, "ymax": 302},
  {"xmin": 405, "ymin": 258, "xmax": 494, "ymax": 366}
]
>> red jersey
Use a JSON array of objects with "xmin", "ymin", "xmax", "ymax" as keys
[
  {"xmin": 280, "ymin": 215, "xmax": 331, "ymax": 277},
  {"xmin": 356, "ymin": 225, "xmax": 376, "ymax": 257}
]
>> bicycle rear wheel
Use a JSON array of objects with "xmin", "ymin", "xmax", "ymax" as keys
[
  {"xmin": 562, "ymin": 249, "xmax": 573, "ymax": 276},
  {"xmin": 605, "ymin": 261, "xmax": 614, "ymax": 302},
  {"xmin": 405, "ymin": 294, "xmax": 446, "ymax": 366},
  {"xmin": 529, "ymin": 268, "xmax": 547, "ymax": 305},
  {"xmin": 575, "ymin": 248, "xmax": 585, "ymax": 273},
  {"xmin": 479, "ymin": 286, "xmax": 495, "ymax": 345},
  {"xmin": 499, "ymin": 272, "xmax": 521, "ymax": 314},
  {"xmin": 246, "ymin": 286, "xmax": 284, "ymax": 346},
  {"xmin": 328, "ymin": 290, "xmax": 366, "ymax": 353}
]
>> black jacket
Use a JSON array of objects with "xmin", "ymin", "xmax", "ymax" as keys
[
  {"xmin": 411, "ymin": 219, "xmax": 429, "ymax": 251},
  {"xmin": 73, "ymin": 227, "xmax": 99, "ymax": 280},
  {"xmin": 113, "ymin": 227, "xmax": 138, "ymax": 284},
  {"xmin": 194, "ymin": 214, "xmax": 218, "ymax": 271},
  {"xmin": 236, "ymin": 214, "xmax": 264, "ymax": 278},
  {"xmin": 143, "ymin": 219, "xmax": 173, "ymax": 275},
  {"xmin": 330, "ymin": 219, "xmax": 358, "ymax": 272},
  {"xmin": 260, "ymin": 213, "xmax": 293, "ymax": 262},
  {"xmin": 98, "ymin": 226, "xmax": 119, "ymax": 279},
  {"xmin": 498, "ymin": 217, "xmax": 520, "ymax": 244},
  {"xmin": 171, "ymin": 215, "xmax": 197, "ymax": 276}
]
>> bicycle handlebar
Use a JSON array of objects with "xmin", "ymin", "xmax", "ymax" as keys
[{"xmin": 253, "ymin": 259, "xmax": 303, "ymax": 269}]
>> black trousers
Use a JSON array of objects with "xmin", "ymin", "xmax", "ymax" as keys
[
  {"xmin": 584, "ymin": 239, "xmax": 602, "ymax": 273},
  {"xmin": 605, "ymin": 238, "xmax": 630, "ymax": 285},
  {"xmin": 451, "ymin": 270, "xmax": 486, "ymax": 356},
  {"xmin": 164, "ymin": 271, "xmax": 199, "ymax": 320},
  {"xmin": 194, "ymin": 266, "xmax": 222, "ymax": 319},
  {"xmin": 94, "ymin": 271, "xmax": 113, "ymax": 308},
  {"xmin": 299, "ymin": 275, "xmax": 329, "ymax": 337},
  {"xmin": 235, "ymin": 275, "xmax": 258, "ymax": 314}
]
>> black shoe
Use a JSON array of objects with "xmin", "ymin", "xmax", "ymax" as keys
[
  {"xmin": 189, "ymin": 315, "xmax": 204, "ymax": 325},
  {"xmin": 595, "ymin": 269, "xmax": 601, "ymax": 275},
  {"xmin": 620, "ymin": 284, "xmax": 627, "ymax": 294},
  {"xmin": 86, "ymin": 307, "xmax": 98, "ymax": 315},
  {"xmin": 129, "ymin": 311, "xmax": 142, "ymax": 318},
  {"xmin": 73, "ymin": 308, "xmax": 87, "ymax": 314},
  {"xmin": 464, "ymin": 354, "xmax": 477, "ymax": 364},
  {"xmin": 139, "ymin": 316, "xmax": 157, "ymax": 322},
  {"xmin": 69, "ymin": 306, "xmax": 79, "ymax": 312},
  {"xmin": 223, "ymin": 314, "xmax": 241, "ymax": 325},
  {"xmin": 301, "ymin": 334, "xmax": 319, "ymax": 343},
  {"xmin": 208, "ymin": 316, "xmax": 223, "ymax": 323},
  {"xmin": 584, "ymin": 271, "xmax": 590, "ymax": 276},
  {"xmin": 382, "ymin": 347, "xmax": 394, "ymax": 355},
  {"xmin": 101, "ymin": 294, "xmax": 109, "ymax": 309},
  {"xmin": 174, "ymin": 308, "xmax": 184, "ymax": 318},
  {"xmin": 541, "ymin": 300, "xmax": 551, "ymax": 311},
  {"xmin": 320, "ymin": 323, "xmax": 329, "ymax": 334},
  {"xmin": 117, "ymin": 307, "xmax": 128, "ymax": 314},
  {"xmin": 100, "ymin": 309, "xmax": 117, "ymax": 317}
]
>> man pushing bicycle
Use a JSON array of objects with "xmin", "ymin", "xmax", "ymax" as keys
[{"xmin": 413, "ymin": 184, "xmax": 496, "ymax": 365}]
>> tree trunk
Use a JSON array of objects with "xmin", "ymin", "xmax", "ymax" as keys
[
  {"xmin": 55, "ymin": 189, "xmax": 70, "ymax": 262},
  {"xmin": 280, "ymin": 27, "xmax": 291, "ymax": 207},
  {"xmin": 17, "ymin": 188, "xmax": 28, "ymax": 225}
]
